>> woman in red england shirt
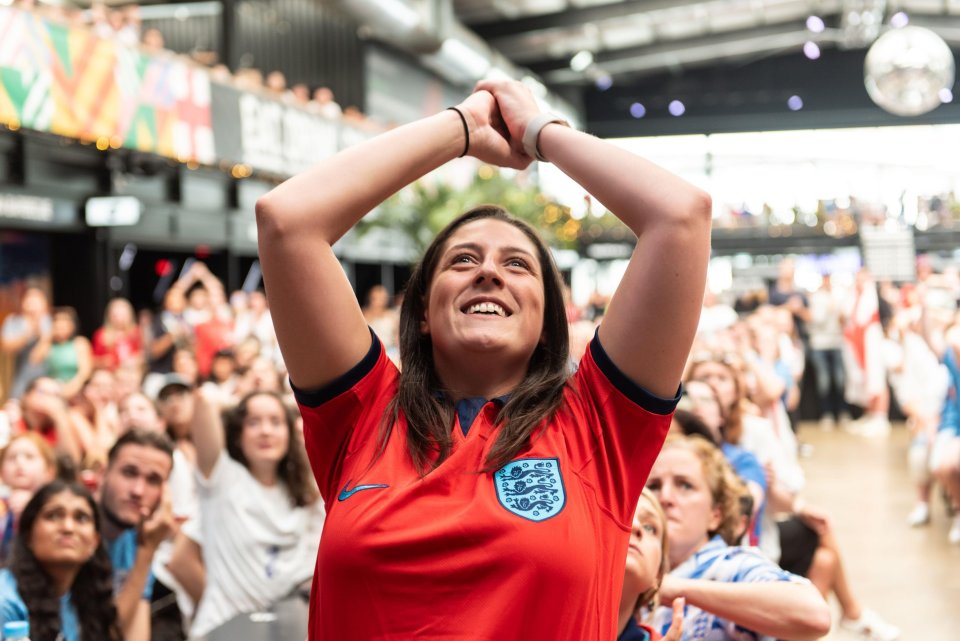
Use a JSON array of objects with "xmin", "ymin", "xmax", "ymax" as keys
[{"xmin": 256, "ymin": 80, "xmax": 712, "ymax": 640}]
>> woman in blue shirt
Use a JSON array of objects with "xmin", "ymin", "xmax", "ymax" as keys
[
  {"xmin": 0, "ymin": 481, "xmax": 120, "ymax": 641},
  {"xmin": 646, "ymin": 435, "xmax": 829, "ymax": 641}
]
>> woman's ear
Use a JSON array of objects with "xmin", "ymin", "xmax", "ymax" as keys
[
  {"xmin": 419, "ymin": 298, "xmax": 430, "ymax": 335},
  {"xmin": 708, "ymin": 503, "xmax": 723, "ymax": 533}
]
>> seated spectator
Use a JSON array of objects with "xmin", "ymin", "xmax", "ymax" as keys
[
  {"xmin": 675, "ymin": 380, "xmax": 767, "ymax": 545},
  {"xmin": 362, "ymin": 285, "xmax": 398, "ymax": 360},
  {"xmin": 618, "ymin": 488, "xmax": 683, "ymax": 640},
  {"xmin": 688, "ymin": 353, "xmax": 900, "ymax": 640},
  {"xmin": 647, "ymin": 435, "xmax": 830, "ymax": 641},
  {"xmin": 185, "ymin": 390, "xmax": 324, "ymax": 637},
  {"xmin": 0, "ymin": 480, "xmax": 122, "ymax": 640},
  {"xmin": 14, "ymin": 377, "xmax": 81, "ymax": 465},
  {"xmin": 118, "ymin": 392, "xmax": 164, "ymax": 434},
  {"xmin": 98, "ymin": 430, "xmax": 178, "ymax": 641},
  {"xmin": 310, "ymin": 86, "xmax": 341, "ymax": 119},
  {"xmin": 291, "ymin": 83, "xmax": 310, "ymax": 106},
  {"xmin": 92, "ymin": 298, "xmax": 143, "ymax": 372},
  {"xmin": 202, "ymin": 349, "xmax": 239, "ymax": 407},
  {"xmin": 194, "ymin": 286, "xmax": 234, "ymax": 380},
  {"xmin": 37, "ymin": 306, "xmax": 93, "ymax": 400},
  {"xmin": 0, "ymin": 433, "xmax": 57, "ymax": 562},
  {"xmin": 931, "ymin": 323, "xmax": 960, "ymax": 544},
  {"xmin": 265, "ymin": 71, "xmax": 288, "ymax": 99},
  {"xmin": 1, "ymin": 287, "xmax": 51, "ymax": 400},
  {"xmin": 235, "ymin": 357, "xmax": 282, "ymax": 397},
  {"xmin": 69, "ymin": 369, "xmax": 121, "ymax": 470},
  {"xmin": 147, "ymin": 288, "xmax": 192, "ymax": 376},
  {"xmin": 172, "ymin": 349, "xmax": 200, "ymax": 387}
]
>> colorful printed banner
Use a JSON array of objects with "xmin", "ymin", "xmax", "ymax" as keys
[{"xmin": 0, "ymin": 6, "xmax": 213, "ymax": 164}]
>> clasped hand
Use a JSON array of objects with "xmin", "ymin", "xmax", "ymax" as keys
[{"xmin": 455, "ymin": 80, "xmax": 544, "ymax": 170}]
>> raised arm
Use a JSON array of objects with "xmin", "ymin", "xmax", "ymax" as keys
[
  {"xmin": 255, "ymin": 91, "xmax": 530, "ymax": 390},
  {"xmin": 191, "ymin": 389, "xmax": 225, "ymax": 479},
  {"xmin": 477, "ymin": 80, "xmax": 712, "ymax": 398}
]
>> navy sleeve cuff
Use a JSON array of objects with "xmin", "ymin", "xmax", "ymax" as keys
[
  {"xmin": 291, "ymin": 328, "xmax": 382, "ymax": 408},
  {"xmin": 589, "ymin": 332, "xmax": 682, "ymax": 415}
]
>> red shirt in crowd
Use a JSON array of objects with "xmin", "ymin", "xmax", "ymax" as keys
[{"xmin": 92, "ymin": 328, "xmax": 142, "ymax": 370}]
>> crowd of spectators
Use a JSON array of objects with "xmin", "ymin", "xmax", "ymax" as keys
[
  {"xmin": 2, "ymin": 251, "xmax": 959, "ymax": 638},
  {"xmin": 6, "ymin": 0, "xmax": 385, "ymax": 131}
]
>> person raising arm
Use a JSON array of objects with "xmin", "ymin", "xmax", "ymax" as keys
[{"xmin": 255, "ymin": 80, "xmax": 711, "ymax": 641}]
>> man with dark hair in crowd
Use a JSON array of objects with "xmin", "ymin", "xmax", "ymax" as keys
[{"xmin": 99, "ymin": 429, "xmax": 179, "ymax": 641}]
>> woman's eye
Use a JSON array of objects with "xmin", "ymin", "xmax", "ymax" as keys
[
  {"xmin": 642, "ymin": 524, "xmax": 658, "ymax": 535},
  {"xmin": 646, "ymin": 481, "xmax": 661, "ymax": 491},
  {"xmin": 507, "ymin": 258, "xmax": 529, "ymax": 269},
  {"xmin": 453, "ymin": 254, "xmax": 474, "ymax": 264}
]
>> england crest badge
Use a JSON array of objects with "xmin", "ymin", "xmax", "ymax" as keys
[{"xmin": 494, "ymin": 458, "xmax": 566, "ymax": 522}]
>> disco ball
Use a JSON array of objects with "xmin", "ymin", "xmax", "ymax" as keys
[{"xmin": 864, "ymin": 26, "xmax": 955, "ymax": 117}]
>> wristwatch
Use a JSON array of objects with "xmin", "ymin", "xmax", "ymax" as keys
[{"xmin": 522, "ymin": 113, "xmax": 570, "ymax": 162}]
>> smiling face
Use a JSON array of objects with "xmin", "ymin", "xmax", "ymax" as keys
[
  {"xmin": 646, "ymin": 446, "xmax": 720, "ymax": 568},
  {"xmin": 239, "ymin": 394, "xmax": 290, "ymax": 471},
  {"xmin": 422, "ymin": 218, "xmax": 546, "ymax": 363},
  {"xmin": 29, "ymin": 490, "xmax": 100, "ymax": 568}
]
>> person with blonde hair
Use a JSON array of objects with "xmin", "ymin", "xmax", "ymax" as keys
[
  {"xmin": 0, "ymin": 433, "xmax": 58, "ymax": 562},
  {"xmin": 647, "ymin": 435, "xmax": 830, "ymax": 641},
  {"xmin": 618, "ymin": 488, "xmax": 683, "ymax": 640}
]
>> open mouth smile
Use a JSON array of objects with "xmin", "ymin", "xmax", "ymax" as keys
[{"xmin": 461, "ymin": 300, "xmax": 512, "ymax": 317}]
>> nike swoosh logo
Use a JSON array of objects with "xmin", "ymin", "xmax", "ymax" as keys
[{"xmin": 337, "ymin": 481, "xmax": 389, "ymax": 502}]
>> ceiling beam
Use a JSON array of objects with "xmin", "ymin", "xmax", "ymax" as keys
[
  {"xmin": 527, "ymin": 22, "xmax": 820, "ymax": 75},
  {"xmin": 468, "ymin": 0, "xmax": 712, "ymax": 40},
  {"xmin": 528, "ymin": 16, "xmax": 960, "ymax": 84}
]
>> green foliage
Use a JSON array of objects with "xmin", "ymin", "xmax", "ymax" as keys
[{"xmin": 355, "ymin": 166, "xmax": 586, "ymax": 253}]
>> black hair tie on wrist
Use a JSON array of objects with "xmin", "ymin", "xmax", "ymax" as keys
[{"xmin": 447, "ymin": 106, "xmax": 469, "ymax": 158}]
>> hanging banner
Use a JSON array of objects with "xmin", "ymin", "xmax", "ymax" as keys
[{"xmin": 0, "ymin": 6, "xmax": 214, "ymax": 164}]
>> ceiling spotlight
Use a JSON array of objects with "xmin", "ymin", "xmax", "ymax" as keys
[
  {"xmin": 806, "ymin": 15, "xmax": 825, "ymax": 33},
  {"xmin": 629, "ymin": 102, "xmax": 646, "ymax": 118},
  {"xmin": 570, "ymin": 50, "xmax": 594, "ymax": 72},
  {"xmin": 787, "ymin": 95, "xmax": 804, "ymax": 111},
  {"xmin": 803, "ymin": 41, "xmax": 821, "ymax": 60},
  {"xmin": 668, "ymin": 100, "xmax": 685, "ymax": 116},
  {"xmin": 890, "ymin": 12, "xmax": 909, "ymax": 28},
  {"xmin": 940, "ymin": 88, "xmax": 954, "ymax": 103},
  {"xmin": 595, "ymin": 74, "xmax": 613, "ymax": 91}
]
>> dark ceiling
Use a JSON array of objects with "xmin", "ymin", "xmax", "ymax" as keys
[{"xmin": 451, "ymin": 0, "xmax": 960, "ymax": 136}]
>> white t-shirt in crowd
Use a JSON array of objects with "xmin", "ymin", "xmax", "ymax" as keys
[
  {"xmin": 189, "ymin": 451, "xmax": 325, "ymax": 637},
  {"xmin": 737, "ymin": 413, "xmax": 805, "ymax": 563}
]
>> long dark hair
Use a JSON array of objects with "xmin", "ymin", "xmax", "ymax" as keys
[
  {"xmin": 385, "ymin": 205, "xmax": 570, "ymax": 474},
  {"xmin": 8, "ymin": 481, "xmax": 122, "ymax": 641},
  {"xmin": 225, "ymin": 391, "xmax": 320, "ymax": 507}
]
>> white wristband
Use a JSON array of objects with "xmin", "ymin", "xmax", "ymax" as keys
[{"xmin": 522, "ymin": 113, "xmax": 569, "ymax": 162}]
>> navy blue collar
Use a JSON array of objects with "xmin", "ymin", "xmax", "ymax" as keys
[
  {"xmin": 455, "ymin": 395, "xmax": 509, "ymax": 435},
  {"xmin": 617, "ymin": 617, "xmax": 651, "ymax": 641}
]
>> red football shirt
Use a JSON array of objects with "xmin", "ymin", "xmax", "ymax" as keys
[{"xmin": 296, "ymin": 335, "xmax": 676, "ymax": 641}]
